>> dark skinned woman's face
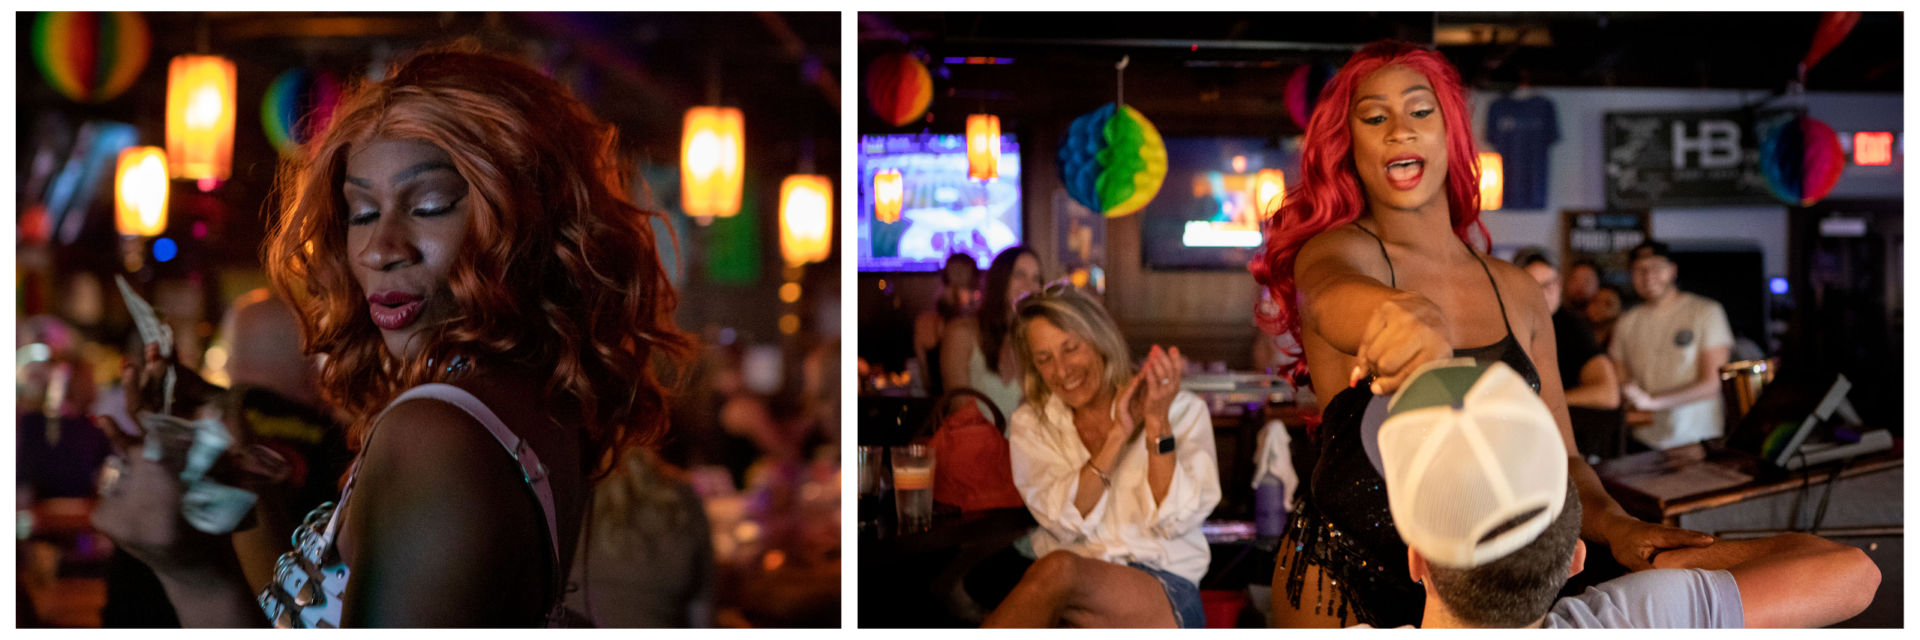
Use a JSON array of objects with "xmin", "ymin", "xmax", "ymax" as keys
[
  {"xmin": 1349, "ymin": 64, "xmax": 1450, "ymax": 215},
  {"xmin": 342, "ymin": 138, "xmax": 473, "ymax": 359}
]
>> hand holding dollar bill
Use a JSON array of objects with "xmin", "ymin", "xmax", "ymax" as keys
[{"xmin": 110, "ymin": 275, "xmax": 258, "ymax": 534}]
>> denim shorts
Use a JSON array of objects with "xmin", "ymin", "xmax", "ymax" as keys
[{"xmin": 1128, "ymin": 562, "xmax": 1205, "ymax": 628}]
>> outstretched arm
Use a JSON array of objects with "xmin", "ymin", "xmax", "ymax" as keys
[
  {"xmin": 1295, "ymin": 228, "xmax": 1453, "ymax": 396},
  {"xmin": 1654, "ymin": 533, "xmax": 1880, "ymax": 628}
]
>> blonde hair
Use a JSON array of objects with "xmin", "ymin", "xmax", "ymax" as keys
[{"xmin": 1011, "ymin": 287, "xmax": 1135, "ymax": 409}]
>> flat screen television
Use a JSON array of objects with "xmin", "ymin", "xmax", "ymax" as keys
[
  {"xmin": 1140, "ymin": 137, "xmax": 1299, "ymax": 270},
  {"xmin": 856, "ymin": 134, "xmax": 1022, "ymax": 273}
]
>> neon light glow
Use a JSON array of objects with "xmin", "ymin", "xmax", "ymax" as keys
[{"xmin": 1853, "ymin": 131, "xmax": 1893, "ymax": 166}]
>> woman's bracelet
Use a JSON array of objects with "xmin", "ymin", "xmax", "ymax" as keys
[{"xmin": 1087, "ymin": 461, "xmax": 1112, "ymax": 489}]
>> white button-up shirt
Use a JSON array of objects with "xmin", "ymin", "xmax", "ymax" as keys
[{"xmin": 1007, "ymin": 389, "xmax": 1220, "ymax": 584}]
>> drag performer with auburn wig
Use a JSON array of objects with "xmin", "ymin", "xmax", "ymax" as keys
[
  {"xmin": 92, "ymin": 48, "xmax": 692, "ymax": 627},
  {"xmin": 1250, "ymin": 40, "xmax": 1712, "ymax": 628}
]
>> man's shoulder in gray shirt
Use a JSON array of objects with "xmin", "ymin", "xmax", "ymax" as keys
[{"xmin": 1546, "ymin": 568, "xmax": 1744, "ymax": 629}]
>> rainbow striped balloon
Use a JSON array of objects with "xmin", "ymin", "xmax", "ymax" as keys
[
  {"xmin": 261, "ymin": 68, "xmax": 344, "ymax": 157},
  {"xmin": 1058, "ymin": 103, "xmax": 1168, "ymax": 218},
  {"xmin": 31, "ymin": 11, "xmax": 151, "ymax": 104},
  {"xmin": 866, "ymin": 52, "xmax": 932, "ymax": 128}
]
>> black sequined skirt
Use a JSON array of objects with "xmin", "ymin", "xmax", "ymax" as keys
[{"xmin": 1277, "ymin": 383, "xmax": 1425, "ymax": 628}]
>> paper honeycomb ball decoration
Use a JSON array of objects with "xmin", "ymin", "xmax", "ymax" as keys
[
  {"xmin": 1057, "ymin": 103, "xmax": 1168, "ymax": 218},
  {"xmin": 866, "ymin": 52, "xmax": 933, "ymax": 128},
  {"xmin": 261, "ymin": 67, "xmax": 345, "ymax": 157},
  {"xmin": 1758, "ymin": 114, "xmax": 1845, "ymax": 207},
  {"xmin": 31, "ymin": 11, "xmax": 151, "ymax": 103}
]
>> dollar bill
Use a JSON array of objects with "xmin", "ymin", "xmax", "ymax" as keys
[
  {"xmin": 115, "ymin": 274, "xmax": 179, "ymax": 414},
  {"xmin": 182, "ymin": 479, "xmax": 258, "ymax": 534},
  {"xmin": 182, "ymin": 416, "xmax": 233, "ymax": 484}
]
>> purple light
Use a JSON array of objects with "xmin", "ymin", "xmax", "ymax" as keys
[{"xmin": 1769, "ymin": 277, "xmax": 1789, "ymax": 295}]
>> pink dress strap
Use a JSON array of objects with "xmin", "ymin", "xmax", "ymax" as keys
[{"xmin": 377, "ymin": 383, "xmax": 562, "ymax": 567}]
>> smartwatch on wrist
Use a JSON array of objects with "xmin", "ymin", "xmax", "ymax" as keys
[{"xmin": 1155, "ymin": 434, "xmax": 1176, "ymax": 455}]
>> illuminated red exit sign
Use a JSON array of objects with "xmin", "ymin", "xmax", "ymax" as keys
[{"xmin": 1853, "ymin": 131, "xmax": 1894, "ymax": 166}]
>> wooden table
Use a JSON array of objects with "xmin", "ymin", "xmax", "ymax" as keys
[
  {"xmin": 1595, "ymin": 441, "xmax": 1903, "ymax": 527},
  {"xmin": 1595, "ymin": 440, "xmax": 1904, "ymax": 628}
]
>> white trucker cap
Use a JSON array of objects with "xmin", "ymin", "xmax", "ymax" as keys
[{"xmin": 1378, "ymin": 359, "xmax": 1567, "ymax": 569}]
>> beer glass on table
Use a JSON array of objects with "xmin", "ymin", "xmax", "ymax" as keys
[{"xmin": 890, "ymin": 444, "xmax": 934, "ymax": 535}]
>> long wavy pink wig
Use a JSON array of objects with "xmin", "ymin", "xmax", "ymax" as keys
[{"xmin": 1250, "ymin": 40, "xmax": 1489, "ymax": 385}]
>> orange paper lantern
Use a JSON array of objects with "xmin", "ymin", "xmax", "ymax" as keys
[
  {"xmin": 873, "ymin": 169, "xmax": 904, "ymax": 224},
  {"xmin": 114, "ymin": 146, "xmax": 169, "ymax": 237},
  {"xmin": 1477, "ymin": 152, "xmax": 1504, "ymax": 211},
  {"xmin": 681, "ymin": 106, "xmax": 744, "ymax": 217},
  {"xmin": 1254, "ymin": 169, "xmax": 1286, "ymax": 219},
  {"xmin": 165, "ymin": 54, "xmax": 236, "ymax": 182},
  {"xmin": 967, "ymin": 114, "xmax": 1002, "ymax": 180},
  {"xmin": 780, "ymin": 174, "xmax": 833, "ymax": 266}
]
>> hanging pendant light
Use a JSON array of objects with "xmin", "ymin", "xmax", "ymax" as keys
[
  {"xmin": 779, "ymin": 174, "xmax": 833, "ymax": 266},
  {"xmin": 114, "ymin": 146, "xmax": 169, "ymax": 237},
  {"xmin": 967, "ymin": 114, "xmax": 1001, "ymax": 180},
  {"xmin": 873, "ymin": 169, "xmax": 904, "ymax": 224},
  {"xmin": 681, "ymin": 106, "xmax": 744, "ymax": 217},
  {"xmin": 165, "ymin": 54, "xmax": 236, "ymax": 183},
  {"xmin": 1477, "ymin": 152, "xmax": 1504, "ymax": 211},
  {"xmin": 1253, "ymin": 169, "xmax": 1286, "ymax": 219}
]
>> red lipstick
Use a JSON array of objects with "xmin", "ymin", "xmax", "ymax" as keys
[
  {"xmin": 367, "ymin": 291, "xmax": 425, "ymax": 331},
  {"xmin": 1384, "ymin": 153, "xmax": 1426, "ymax": 191}
]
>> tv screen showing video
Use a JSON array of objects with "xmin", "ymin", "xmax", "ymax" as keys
[
  {"xmin": 1140, "ymin": 136, "xmax": 1299, "ymax": 270},
  {"xmin": 856, "ymin": 134, "xmax": 1022, "ymax": 273}
]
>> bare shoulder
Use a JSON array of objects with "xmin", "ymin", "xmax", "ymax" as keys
[
  {"xmin": 1295, "ymin": 224, "xmax": 1385, "ymax": 284},
  {"xmin": 1482, "ymin": 253, "xmax": 1550, "ymax": 318},
  {"xmin": 361, "ymin": 398, "xmax": 515, "ymax": 493}
]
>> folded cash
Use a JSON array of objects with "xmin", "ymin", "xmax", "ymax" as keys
[
  {"xmin": 182, "ymin": 479, "xmax": 258, "ymax": 534},
  {"xmin": 140, "ymin": 413, "xmax": 199, "ymax": 467},
  {"xmin": 115, "ymin": 274, "xmax": 178, "ymax": 414},
  {"xmin": 115, "ymin": 275, "xmax": 172, "ymax": 359},
  {"xmin": 140, "ymin": 411, "xmax": 257, "ymax": 534},
  {"xmin": 182, "ymin": 416, "xmax": 233, "ymax": 484}
]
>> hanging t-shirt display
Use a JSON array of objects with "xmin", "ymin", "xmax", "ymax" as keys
[{"xmin": 1486, "ymin": 94, "xmax": 1560, "ymax": 210}]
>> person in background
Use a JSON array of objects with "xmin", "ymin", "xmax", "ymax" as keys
[
  {"xmin": 1609, "ymin": 240, "xmax": 1733, "ymax": 450},
  {"xmin": 1516, "ymin": 252, "xmax": 1624, "ymax": 461},
  {"xmin": 1586, "ymin": 285, "xmax": 1624, "ymax": 350},
  {"xmin": 566, "ymin": 446, "xmax": 716, "ymax": 627},
  {"xmin": 1372, "ymin": 365, "xmax": 1878, "ymax": 628},
  {"xmin": 214, "ymin": 290, "xmax": 352, "ymax": 594},
  {"xmin": 914, "ymin": 254, "xmax": 981, "ymax": 396},
  {"xmin": 1564, "ymin": 260, "xmax": 1601, "ymax": 316},
  {"xmin": 984, "ymin": 286, "xmax": 1219, "ymax": 628},
  {"xmin": 941, "ymin": 246, "xmax": 1042, "ymax": 417}
]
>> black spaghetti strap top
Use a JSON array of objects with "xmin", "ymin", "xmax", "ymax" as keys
[
  {"xmin": 1349, "ymin": 223, "xmax": 1542, "ymax": 393},
  {"xmin": 1274, "ymin": 224, "xmax": 1546, "ymax": 628}
]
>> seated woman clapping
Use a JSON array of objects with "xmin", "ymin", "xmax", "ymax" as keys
[{"xmin": 981, "ymin": 285, "xmax": 1221, "ymax": 628}]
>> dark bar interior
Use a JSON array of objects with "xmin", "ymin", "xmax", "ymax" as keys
[{"xmin": 854, "ymin": 11, "xmax": 1900, "ymax": 629}]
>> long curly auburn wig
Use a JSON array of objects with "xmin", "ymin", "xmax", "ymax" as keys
[
  {"xmin": 1250, "ymin": 40, "xmax": 1489, "ymax": 384},
  {"xmin": 263, "ymin": 48, "xmax": 693, "ymax": 477}
]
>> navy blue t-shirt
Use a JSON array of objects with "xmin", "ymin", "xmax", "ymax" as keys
[{"xmin": 1486, "ymin": 95, "xmax": 1561, "ymax": 210}]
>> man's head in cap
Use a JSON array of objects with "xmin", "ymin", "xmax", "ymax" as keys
[{"xmin": 1378, "ymin": 360, "xmax": 1586, "ymax": 628}]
